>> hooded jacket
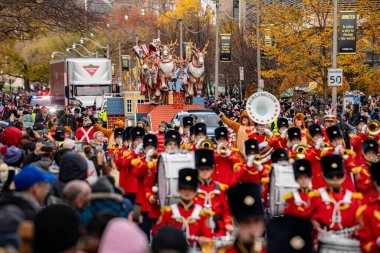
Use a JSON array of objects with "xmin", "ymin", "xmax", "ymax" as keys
[{"xmin": 220, "ymin": 111, "xmax": 254, "ymax": 152}]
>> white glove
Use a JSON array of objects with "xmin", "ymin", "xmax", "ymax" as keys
[
  {"xmin": 259, "ymin": 141, "xmax": 268, "ymax": 149},
  {"xmin": 292, "ymin": 143, "xmax": 300, "ymax": 153},
  {"xmin": 196, "ymin": 138, "xmax": 205, "ymax": 149},
  {"xmin": 376, "ymin": 237, "xmax": 380, "ymax": 247},
  {"xmin": 280, "ymin": 129, "xmax": 287, "ymax": 139},
  {"xmin": 315, "ymin": 138, "xmax": 323, "ymax": 150},
  {"xmin": 246, "ymin": 155, "xmax": 263, "ymax": 171},
  {"xmin": 334, "ymin": 144, "xmax": 343, "ymax": 155},
  {"xmin": 264, "ymin": 128, "xmax": 273, "ymax": 137},
  {"xmin": 145, "ymin": 148, "xmax": 154, "ymax": 162},
  {"xmin": 135, "ymin": 143, "xmax": 143, "ymax": 155},
  {"xmin": 361, "ymin": 124, "xmax": 367, "ymax": 134}
]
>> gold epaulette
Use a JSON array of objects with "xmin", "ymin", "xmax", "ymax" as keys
[
  {"xmin": 122, "ymin": 151, "xmax": 130, "ymax": 158},
  {"xmin": 261, "ymin": 177, "xmax": 269, "ymax": 184},
  {"xmin": 349, "ymin": 133, "xmax": 357, "ymax": 139},
  {"xmin": 231, "ymin": 147, "xmax": 239, "ymax": 152},
  {"xmin": 219, "ymin": 183, "xmax": 229, "ymax": 191},
  {"xmin": 352, "ymin": 192, "xmax": 363, "ymax": 199},
  {"xmin": 161, "ymin": 206, "xmax": 171, "ymax": 213},
  {"xmin": 233, "ymin": 163, "xmax": 242, "ymax": 171},
  {"xmin": 355, "ymin": 205, "xmax": 367, "ymax": 218},
  {"xmin": 308, "ymin": 190, "xmax": 320, "ymax": 198},
  {"xmin": 131, "ymin": 158, "xmax": 141, "ymax": 166},
  {"xmin": 283, "ymin": 192, "xmax": 293, "ymax": 201},
  {"xmin": 351, "ymin": 166, "xmax": 362, "ymax": 174}
]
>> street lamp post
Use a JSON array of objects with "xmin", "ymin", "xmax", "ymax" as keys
[
  {"xmin": 256, "ymin": 0, "xmax": 263, "ymax": 92},
  {"xmin": 72, "ymin": 43, "xmax": 96, "ymax": 57},
  {"xmin": 80, "ymin": 37, "xmax": 110, "ymax": 59},
  {"xmin": 179, "ymin": 20, "xmax": 183, "ymax": 59},
  {"xmin": 66, "ymin": 48, "xmax": 89, "ymax": 58},
  {"xmin": 214, "ymin": 0, "xmax": 220, "ymax": 99}
]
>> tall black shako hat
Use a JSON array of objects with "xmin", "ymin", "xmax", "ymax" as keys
[{"xmin": 178, "ymin": 168, "xmax": 198, "ymax": 190}]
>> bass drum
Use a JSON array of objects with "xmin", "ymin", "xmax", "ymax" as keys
[
  {"xmin": 318, "ymin": 233, "xmax": 360, "ymax": 253},
  {"xmin": 157, "ymin": 152, "xmax": 195, "ymax": 206},
  {"xmin": 269, "ymin": 162, "xmax": 299, "ymax": 217}
]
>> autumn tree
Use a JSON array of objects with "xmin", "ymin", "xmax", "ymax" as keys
[{"xmin": 252, "ymin": 0, "xmax": 379, "ymax": 101}]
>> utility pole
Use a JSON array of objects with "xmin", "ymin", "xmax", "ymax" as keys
[
  {"xmin": 106, "ymin": 43, "xmax": 109, "ymax": 59},
  {"xmin": 214, "ymin": 0, "xmax": 220, "ymax": 99},
  {"xmin": 256, "ymin": 0, "xmax": 263, "ymax": 92},
  {"xmin": 118, "ymin": 41, "xmax": 122, "ymax": 92},
  {"xmin": 179, "ymin": 20, "xmax": 183, "ymax": 59},
  {"xmin": 135, "ymin": 35, "xmax": 139, "ymax": 91},
  {"xmin": 157, "ymin": 28, "xmax": 160, "ymax": 40},
  {"xmin": 331, "ymin": 0, "xmax": 338, "ymax": 109}
]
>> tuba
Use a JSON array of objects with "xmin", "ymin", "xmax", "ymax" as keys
[
  {"xmin": 200, "ymin": 139, "xmax": 215, "ymax": 150},
  {"xmin": 245, "ymin": 91, "xmax": 281, "ymax": 125},
  {"xmin": 367, "ymin": 120, "xmax": 380, "ymax": 137}
]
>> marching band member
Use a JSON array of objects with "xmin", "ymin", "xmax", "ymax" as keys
[
  {"xmin": 356, "ymin": 140, "xmax": 379, "ymax": 204},
  {"xmin": 310, "ymin": 154, "xmax": 362, "ymax": 233},
  {"xmin": 213, "ymin": 127, "xmax": 242, "ymax": 187},
  {"xmin": 214, "ymin": 107, "xmax": 255, "ymax": 152},
  {"xmin": 305, "ymin": 124, "xmax": 325, "ymax": 189},
  {"xmin": 322, "ymin": 115, "xmax": 337, "ymax": 142},
  {"xmin": 156, "ymin": 121, "xmax": 168, "ymax": 153},
  {"xmin": 114, "ymin": 127, "xmax": 133, "ymax": 173},
  {"xmin": 120, "ymin": 126, "xmax": 145, "ymax": 203},
  {"xmin": 132, "ymin": 134, "xmax": 158, "ymax": 238},
  {"xmin": 286, "ymin": 127, "xmax": 303, "ymax": 159},
  {"xmin": 292, "ymin": 113, "xmax": 309, "ymax": 146},
  {"xmin": 193, "ymin": 123, "xmax": 208, "ymax": 150},
  {"xmin": 260, "ymin": 117, "xmax": 289, "ymax": 150},
  {"xmin": 236, "ymin": 139, "xmax": 269, "ymax": 204},
  {"xmin": 284, "ymin": 159, "xmax": 315, "ymax": 219},
  {"xmin": 180, "ymin": 116, "xmax": 194, "ymax": 147},
  {"xmin": 323, "ymin": 125, "xmax": 358, "ymax": 192},
  {"xmin": 221, "ymin": 182, "xmax": 266, "ymax": 253},
  {"xmin": 164, "ymin": 129, "xmax": 181, "ymax": 154},
  {"xmin": 153, "ymin": 168, "xmax": 212, "ymax": 246},
  {"xmin": 248, "ymin": 123, "xmax": 273, "ymax": 165},
  {"xmin": 193, "ymin": 149, "xmax": 234, "ymax": 237},
  {"xmin": 266, "ymin": 217, "xmax": 313, "ymax": 253},
  {"xmin": 271, "ymin": 148, "xmax": 290, "ymax": 164},
  {"xmin": 350, "ymin": 115, "xmax": 369, "ymax": 164},
  {"xmin": 356, "ymin": 161, "xmax": 380, "ymax": 253}
]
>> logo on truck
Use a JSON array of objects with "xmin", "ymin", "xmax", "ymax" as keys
[{"xmin": 83, "ymin": 64, "xmax": 100, "ymax": 76}]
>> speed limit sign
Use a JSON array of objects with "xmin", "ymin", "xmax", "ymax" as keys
[{"xmin": 328, "ymin": 68, "xmax": 343, "ymax": 87}]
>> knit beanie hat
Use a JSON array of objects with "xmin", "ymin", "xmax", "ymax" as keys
[
  {"xmin": 0, "ymin": 146, "xmax": 24, "ymax": 167},
  {"xmin": 33, "ymin": 204, "xmax": 82, "ymax": 253},
  {"xmin": 1, "ymin": 127, "xmax": 23, "ymax": 147},
  {"xmin": 59, "ymin": 153, "xmax": 88, "ymax": 183}
]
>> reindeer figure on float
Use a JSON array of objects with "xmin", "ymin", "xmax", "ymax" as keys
[{"xmin": 186, "ymin": 40, "xmax": 208, "ymax": 96}]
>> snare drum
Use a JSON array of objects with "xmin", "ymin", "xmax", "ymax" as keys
[
  {"xmin": 318, "ymin": 233, "xmax": 361, "ymax": 253},
  {"xmin": 269, "ymin": 162, "xmax": 299, "ymax": 217},
  {"xmin": 157, "ymin": 152, "xmax": 195, "ymax": 206}
]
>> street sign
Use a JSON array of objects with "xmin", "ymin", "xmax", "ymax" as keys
[
  {"xmin": 328, "ymin": 68, "xmax": 343, "ymax": 87},
  {"xmin": 239, "ymin": 67, "xmax": 244, "ymax": 81}
]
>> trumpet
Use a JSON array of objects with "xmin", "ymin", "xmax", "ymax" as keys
[
  {"xmin": 342, "ymin": 149, "xmax": 352, "ymax": 160},
  {"xmin": 219, "ymin": 143, "xmax": 227, "ymax": 153},
  {"xmin": 151, "ymin": 151, "xmax": 159, "ymax": 160},
  {"xmin": 295, "ymin": 145, "xmax": 308, "ymax": 159},
  {"xmin": 322, "ymin": 142, "xmax": 330, "ymax": 151},
  {"xmin": 253, "ymin": 154, "xmax": 262, "ymax": 165},
  {"xmin": 200, "ymin": 139, "xmax": 215, "ymax": 150},
  {"xmin": 367, "ymin": 120, "xmax": 380, "ymax": 136}
]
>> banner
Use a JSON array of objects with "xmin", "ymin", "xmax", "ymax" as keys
[
  {"xmin": 220, "ymin": 34, "xmax": 232, "ymax": 62},
  {"xmin": 121, "ymin": 55, "xmax": 130, "ymax": 71},
  {"xmin": 339, "ymin": 11, "xmax": 357, "ymax": 54}
]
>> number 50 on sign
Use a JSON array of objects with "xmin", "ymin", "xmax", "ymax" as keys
[{"xmin": 328, "ymin": 68, "xmax": 343, "ymax": 87}]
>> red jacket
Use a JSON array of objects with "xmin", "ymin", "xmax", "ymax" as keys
[
  {"xmin": 213, "ymin": 150, "xmax": 242, "ymax": 187},
  {"xmin": 157, "ymin": 133, "xmax": 165, "ymax": 153},
  {"xmin": 120, "ymin": 150, "xmax": 142, "ymax": 195},
  {"xmin": 267, "ymin": 134, "xmax": 287, "ymax": 150},
  {"xmin": 305, "ymin": 147, "xmax": 325, "ymax": 189},
  {"xmin": 194, "ymin": 180, "xmax": 232, "ymax": 237},
  {"xmin": 143, "ymin": 163, "xmax": 160, "ymax": 219},
  {"xmin": 356, "ymin": 163, "xmax": 378, "ymax": 204},
  {"xmin": 153, "ymin": 202, "xmax": 212, "ymax": 243},
  {"xmin": 311, "ymin": 188, "xmax": 362, "ymax": 231},
  {"xmin": 132, "ymin": 157, "xmax": 151, "ymax": 212},
  {"xmin": 284, "ymin": 189, "xmax": 316, "ymax": 219},
  {"xmin": 357, "ymin": 199, "xmax": 380, "ymax": 253},
  {"xmin": 75, "ymin": 126, "xmax": 97, "ymax": 144},
  {"xmin": 350, "ymin": 133, "xmax": 369, "ymax": 164}
]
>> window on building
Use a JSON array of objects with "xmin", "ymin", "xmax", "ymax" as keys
[
  {"xmin": 126, "ymin": 99, "xmax": 132, "ymax": 113},
  {"xmin": 137, "ymin": 99, "xmax": 144, "ymax": 104}
]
